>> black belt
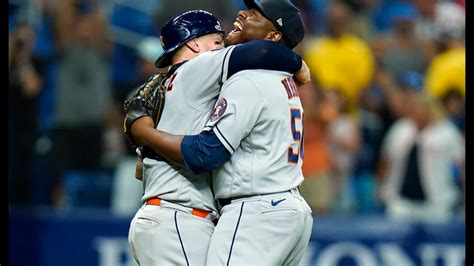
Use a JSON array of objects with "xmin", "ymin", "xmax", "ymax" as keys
[
  {"xmin": 218, "ymin": 195, "xmax": 260, "ymax": 208},
  {"xmin": 218, "ymin": 195, "xmax": 249, "ymax": 208},
  {"xmin": 217, "ymin": 188, "xmax": 300, "ymax": 208},
  {"xmin": 218, "ymin": 198, "xmax": 232, "ymax": 208}
]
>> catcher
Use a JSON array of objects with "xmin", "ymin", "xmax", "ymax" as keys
[{"xmin": 123, "ymin": 9, "xmax": 309, "ymax": 265}]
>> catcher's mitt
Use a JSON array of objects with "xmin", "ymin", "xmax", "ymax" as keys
[{"xmin": 123, "ymin": 71, "xmax": 168, "ymax": 147}]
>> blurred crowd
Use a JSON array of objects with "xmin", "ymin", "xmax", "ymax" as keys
[{"xmin": 9, "ymin": 0, "xmax": 465, "ymax": 223}]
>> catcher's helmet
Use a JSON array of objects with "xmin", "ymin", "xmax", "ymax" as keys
[{"xmin": 155, "ymin": 10, "xmax": 224, "ymax": 68}]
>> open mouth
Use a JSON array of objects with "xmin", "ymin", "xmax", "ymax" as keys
[{"xmin": 233, "ymin": 21, "xmax": 242, "ymax": 32}]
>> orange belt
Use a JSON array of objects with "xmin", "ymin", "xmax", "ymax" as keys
[{"xmin": 146, "ymin": 197, "xmax": 210, "ymax": 219}]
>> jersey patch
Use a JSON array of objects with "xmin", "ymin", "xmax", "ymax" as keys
[{"xmin": 209, "ymin": 98, "xmax": 227, "ymax": 122}]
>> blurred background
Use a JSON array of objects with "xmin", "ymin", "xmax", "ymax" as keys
[{"xmin": 8, "ymin": 0, "xmax": 465, "ymax": 265}]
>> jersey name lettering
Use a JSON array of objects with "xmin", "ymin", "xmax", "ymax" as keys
[{"xmin": 281, "ymin": 77, "xmax": 299, "ymax": 99}]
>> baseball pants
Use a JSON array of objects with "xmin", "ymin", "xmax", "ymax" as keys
[
  {"xmin": 207, "ymin": 188, "xmax": 313, "ymax": 265},
  {"xmin": 128, "ymin": 201, "xmax": 216, "ymax": 266}
]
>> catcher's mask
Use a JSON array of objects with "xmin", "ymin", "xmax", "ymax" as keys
[{"xmin": 155, "ymin": 10, "xmax": 225, "ymax": 68}]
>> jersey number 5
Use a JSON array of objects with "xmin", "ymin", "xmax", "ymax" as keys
[{"xmin": 288, "ymin": 108, "xmax": 304, "ymax": 164}]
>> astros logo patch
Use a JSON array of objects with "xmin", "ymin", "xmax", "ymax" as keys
[{"xmin": 209, "ymin": 98, "xmax": 227, "ymax": 122}]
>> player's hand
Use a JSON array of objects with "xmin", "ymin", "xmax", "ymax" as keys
[
  {"xmin": 294, "ymin": 60, "xmax": 311, "ymax": 85},
  {"xmin": 123, "ymin": 96, "xmax": 154, "ymax": 146}
]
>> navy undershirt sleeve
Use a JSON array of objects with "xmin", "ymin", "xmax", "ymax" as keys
[
  {"xmin": 181, "ymin": 131, "xmax": 231, "ymax": 174},
  {"xmin": 227, "ymin": 40, "xmax": 302, "ymax": 79}
]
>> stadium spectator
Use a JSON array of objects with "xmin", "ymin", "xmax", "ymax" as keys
[
  {"xmin": 413, "ymin": 0, "xmax": 437, "ymax": 40},
  {"xmin": 371, "ymin": 2, "xmax": 429, "ymax": 83},
  {"xmin": 352, "ymin": 70, "xmax": 426, "ymax": 213},
  {"xmin": 340, "ymin": 0, "xmax": 378, "ymax": 42},
  {"xmin": 377, "ymin": 88, "xmax": 464, "ymax": 223},
  {"xmin": 298, "ymin": 82, "xmax": 333, "ymax": 214},
  {"xmin": 109, "ymin": 37, "xmax": 163, "ymax": 216},
  {"xmin": 303, "ymin": 1, "xmax": 375, "ymax": 111},
  {"xmin": 9, "ymin": 22, "xmax": 45, "ymax": 205},
  {"xmin": 50, "ymin": 0, "xmax": 113, "ymax": 208},
  {"xmin": 412, "ymin": 0, "xmax": 438, "ymax": 61},
  {"xmin": 367, "ymin": 68, "xmax": 423, "ymax": 134},
  {"xmin": 319, "ymin": 88, "xmax": 361, "ymax": 213},
  {"xmin": 352, "ymin": 88, "xmax": 385, "ymax": 213},
  {"xmin": 440, "ymin": 88, "xmax": 465, "ymax": 134},
  {"xmin": 424, "ymin": 1, "xmax": 465, "ymax": 102}
]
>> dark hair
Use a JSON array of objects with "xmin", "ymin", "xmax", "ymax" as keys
[
  {"xmin": 441, "ymin": 88, "xmax": 464, "ymax": 104},
  {"xmin": 75, "ymin": 1, "xmax": 96, "ymax": 15}
]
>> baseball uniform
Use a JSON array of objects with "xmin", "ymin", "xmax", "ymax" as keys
[
  {"xmin": 128, "ymin": 41, "xmax": 304, "ymax": 265},
  {"xmin": 201, "ymin": 70, "xmax": 313, "ymax": 265}
]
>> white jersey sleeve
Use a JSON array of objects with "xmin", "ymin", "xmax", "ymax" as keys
[{"xmin": 178, "ymin": 46, "xmax": 236, "ymax": 112}]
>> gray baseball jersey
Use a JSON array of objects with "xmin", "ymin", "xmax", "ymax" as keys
[
  {"xmin": 202, "ymin": 70, "xmax": 313, "ymax": 265},
  {"xmin": 141, "ymin": 45, "xmax": 236, "ymax": 213},
  {"xmin": 203, "ymin": 69, "xmax": 305, "ymax": 199}
]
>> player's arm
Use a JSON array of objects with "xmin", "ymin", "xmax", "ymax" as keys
[
  {"xmin": 131, "ymin": 116, "xmax": 186, "ymax": 167},
  {"xmin": 131, "ymin": 117, "xmax": 230, "ymax": 171},
  {"xmin": 182, "ymin": 77, "xmax": 263, "ymax": 173},
  {"xmin": 180, "ymin": 41, "xmax": 308, "ymax": 110},
  {"xmin": 131, "ymin": 77, "xmax": 261, "ymax": 174},
  {"xmin": 182, "ymin": 77, "xmax": 262, "ymax": 173},
  {"xmin": 227, "ymin": 40, "xmax": 303, "ymax": 78}
]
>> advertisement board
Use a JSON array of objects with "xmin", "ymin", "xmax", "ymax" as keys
[{"xmin": 9, "ymin": 208, "xmax": 465, "ymax": 266}]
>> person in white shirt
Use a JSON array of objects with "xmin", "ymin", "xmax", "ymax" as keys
[{"xmin": 377, "ymin": 89, "xmax": 464, "ymax": 223}]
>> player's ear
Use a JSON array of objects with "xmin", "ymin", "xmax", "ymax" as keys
[
  {"xmin": 185, "ymin": 38, "xmax": 201, "ymax": 53},
  {"xmin": 265, "ymin": 31, "xmax": 282, "ymax": 43}
]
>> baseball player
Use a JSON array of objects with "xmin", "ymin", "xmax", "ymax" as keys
[
  {"xmin": 125, "ymin": 9, "xmax": 309, "ymax": 266},
  {"xmin": 130, "ymin": 0, "xmax": 313, "ymax": 265}
]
